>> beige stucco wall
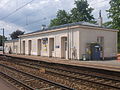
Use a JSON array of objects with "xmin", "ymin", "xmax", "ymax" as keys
[
  {"xmin": 20, "ymin": 29, "xmax": 80, "ymax": 59},
  {"xmin": 79, "ymin": 28, "xmax": 117, "ymax": 58},
  {"xmin": 5, "ymin": 40, "xmax": 19, "ymax": 54},
  {"xmin": 4, "ymin": 25, "xmax": 118, "ymax": 60}
]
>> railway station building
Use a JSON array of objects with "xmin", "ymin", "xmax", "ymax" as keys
[{"xmin": 4, "ymin": 22, "xmax": 118, "ymax": 60}]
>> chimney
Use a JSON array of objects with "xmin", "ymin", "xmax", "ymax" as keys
[
  {"xmin": 41, "ymin": 25, "xmax": 46, "ymax": 30},
  {"xmin": 98, "ymin": 10, "xmax": 103, "ymax": 27}
]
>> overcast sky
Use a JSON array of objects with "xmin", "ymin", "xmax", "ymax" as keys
[{"xmin": 0, "ymin": 0, "xmax": 110, "ymax": 37}]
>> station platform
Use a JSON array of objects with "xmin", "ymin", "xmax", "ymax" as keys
[{"xmin": 2, "ymin": 54, "xmax": 120, "ymax": 72}]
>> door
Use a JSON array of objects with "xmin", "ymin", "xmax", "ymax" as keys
[
  {"xmin": 28, "ymin": 40, "xmax": 32, "ymax": 55},
  {"xmin": 49, "ymin": 38, "xmax": 54, "ymax": 57},
  {"xmin": 61, "ymin": 37, "xmax": 67, "ymax": 59},
  {"xmin": 23, "ymin": 41, "xmax": 25, "ymax": 55},
  {"xmin": 91, "ymin": 45, "xmax": 101, "ymax": 60},
  {"xmin": 37, "ymin": 39, "xmax": 41, "ymax": 56}
]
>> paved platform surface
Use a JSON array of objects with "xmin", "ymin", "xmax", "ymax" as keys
[
  {"xmin": 3, "ymin": 54, "xmax": 120, "ymax": 72},
  {"xmin": 0, "ymin": 77, "xmax": 17, "ymax": 90}
]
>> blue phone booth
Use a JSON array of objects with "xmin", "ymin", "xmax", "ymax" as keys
[{"xmin": 91, "ymin": 44, "xmax": 101, "ymax": 60}]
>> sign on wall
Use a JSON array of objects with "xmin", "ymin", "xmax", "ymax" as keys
[{"xmin": 42, "ymin": 38, "xmax": 48, "ymax": 51}]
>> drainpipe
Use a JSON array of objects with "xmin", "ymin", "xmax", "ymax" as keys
[
  {"xmin": 70, "ymin": 27, "xmax": 71, "ymax": 59},
  {"xmin": 67, "ymin": 24, "xmax": 70, "ymax": 59},
  {"xmin": 55, "ymin": 36, "xmax": 56, "ymax": 58},
  {"xmin": 20, "ymin": 37, "xmax": 21, "ymax": 54},
  {"xmin": 72, "ymin": 27, "xmax": 73, "ymax": 60},
  {"xmin": 102, "ymin": 39, "xmax": 104, "ymax": 60}
]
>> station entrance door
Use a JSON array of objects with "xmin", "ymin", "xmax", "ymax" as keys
[
  {"xmin": 37, "ymin": 39, "xmax": 41, "ymax": 56},
  {"xmin": 61, "ymin": 37, "xmax": 67, "ymax": 59},
  {"xmin": 49, "ymin": 38, "xmax": 54, "ymax": 57},
  {"xmin": 28, "ymin": 40, "xmax": 32, "ymax": 55},
  {"xmin": 23, "ymin": 41, "xmax": 25, "ymax": 55},
  {"xmin": 91, "ymin": 44, "xmax": 101, "ymax": 60}
]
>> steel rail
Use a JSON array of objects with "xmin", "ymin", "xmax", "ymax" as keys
[
  {"xmin": 4, "ymin": 58, "xmax": 120, "ymax": 89},
  {"xmin": 47, "ymin": 69, "xmax": 120, "ymax": 89},
  {"xmin": 0, "ymin": 72, "xmax": 34, "ymax": 90},
  {"xmin": 12, "ymin": 62, "xmax": 120, "ymax": 89},
  {"xmin": 4, "ymin": 55, "xmax": 120, "ymax": 75},
  {"xmin": 2, "ymin": 55, "xmax": 120, "ymax": 89},
  {"xmin": 0, "ymin": 63, "xmax": 75, "ymax": 90},
  {"xmin": 11, "ymin": 60, "xmax": 120, "ymax": 83},
  {"xmin": 1, "ymin": 59, "xmax": 120, "ymax": 89}
]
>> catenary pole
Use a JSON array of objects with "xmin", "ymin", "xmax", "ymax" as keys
[{"xmin": 2, "ymin": 28, "xmax": 4, "ymax": 54}]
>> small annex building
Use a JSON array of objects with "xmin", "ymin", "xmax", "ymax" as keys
[{"xmin": 4, "ymin": 22, "xmax": 118, "ymax": 60}]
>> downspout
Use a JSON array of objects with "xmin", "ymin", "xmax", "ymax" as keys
[
  {"xmin": 67, "ymin": 24, "xmax": 70, "ymax": 59},
  {"xmin": 102, "ymin": 38, "xmax": 104, "ymax": 60},
  {"xmin": 69, "ymin": 27, "xmax": 71, "ymax": 59},
  {"xmin": 55, "ymin": 36, "xmax": 56, "ymax": 58},
  {"xmin": 20, "ymin": 37, "xmax": 21, "ymax": 54}
]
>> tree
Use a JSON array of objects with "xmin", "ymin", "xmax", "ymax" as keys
[
  {"xmin": 106, "ymin": 0, "xmax": 120, "ymax": 51},
  {"xmin": 49, "ymin": 10, "xmax": 70, "ymax": 27},
  {"xmin": 49, "ymin": 0, "xmax": 95, "ymax": 27},
  {"xmin": 107, "ymin": 0, "xmax": 120, "ymax": 30},
  {"xmin": 70, "ymin": 0, "xmax": 94, "ymax": 22},
  {"xmin": 10, "ymin": 30, "xmax": 24, "ymax": 39}
]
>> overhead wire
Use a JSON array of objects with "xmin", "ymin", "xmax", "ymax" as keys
[
  {"xmin": 10, "ymin": 8, "xmax": 46, "ymax": 24},
  {"xmin": 24, "ymin": 0, "xmax": 109, "ymax": 27},
  {"xmin": 0, "ymin": 0, "xmax": 35, "ymax": 20},
  {"xmin": 1, "ymin": 0, "xmax": 109, "ymax": 31},
  {"xmin": 24, "ymin": 15, "xmax": 55, "ymax": 27},
  {"xmin": 21, "ymin": 16, "xmax": 55, "ymax": 31},
  {"xmin": 9, "ymin": 0, "xmax": 107, "ymax": 24},
  {"xmin": 23, "ymin": 18, "xmax": 47, "ymax": 27}
]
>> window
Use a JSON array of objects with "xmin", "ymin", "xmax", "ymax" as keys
[
  {"xmin": 97, "ymin": 36, "xmax": 104, "ymax": 45},
  {"xmin": 97, "ymin": 36, "xmax": 104, "ymax": 51}
]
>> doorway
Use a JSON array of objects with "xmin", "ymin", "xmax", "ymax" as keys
[
  {"xmin": 28, "ymin": 40, "xmax": 32, "ymax": 55},
  {"xmin": 23, "ymin": 41, "xmax": 25, "ymax": 55},
  {"xmin": 91, "ymin": 44, "xmax": 101, "ymax": 60},
  {"xmin": 61, "ymin": 37, "xmax": 67, "ymax": 59},
  {"xmin": 37, "ymin": 39, "xmax": 41, "ymax": 56},
  {"xmin": 49, "ymin": 38, "xmax": 54, "ymax": 57}
]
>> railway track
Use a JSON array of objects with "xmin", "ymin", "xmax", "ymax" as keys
[
  {"xmin": 0, "ymin": 55, "xmax": 120, "ymax": 90},
  {"xmin": 0, "ymin": 64, "xmax": 74, "ymax": 90},
  {"xmin": 9, "ymin": 60, "xmax": 120, "ymax": 90},
  {"xmin": 4, "ymin": 55, "xmax": 120, "ymax": 77},
  {"xmin": 0, "ymin": 72, "xmax": 34, "ymax": 90}
]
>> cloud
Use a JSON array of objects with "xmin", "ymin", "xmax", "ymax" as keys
[
  {"xmin": 0, "ymin": 0, "xmax": 111, "ymax": 37},
  {"xmin": 0, "ymin": 20, "xmax": 29, "ymax": 37},
  {"xmin": 89, "ymin": 0, "xmax": 110, "ymax": 22}
]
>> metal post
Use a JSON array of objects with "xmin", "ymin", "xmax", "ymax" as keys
[
  {"xmin": 2, "ymin": 28, "xmax": 4, "ymax": 54},
  {"xmin": 67, "ymin": 24, "xmax": 69, "ymax": 59},
  {"xmin": 20, "ymin": 37, "xmax": 21, "ymax": 54}
]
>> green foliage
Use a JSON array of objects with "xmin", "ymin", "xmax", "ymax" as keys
[
  {"xmin": 106, "ymin": 0, "xmax": 120, "ymax": 51},
  {"xmin": 50, "ymin": 10, "xmax": 71, "ymax": 27},
  {"xmin": 49, "ymin": 0, "xmax": 95, "ymax": 27},
  {"xmin": 70, "ymin": 0, "xmax": 94, "ymax": 22},
  {"xmin": 10, "ymin": 30, "xmax": 24, "ymax": 39},
  {"xmin": 107, "ymin": 0, "xmax": 120, "ymax": 30}
]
